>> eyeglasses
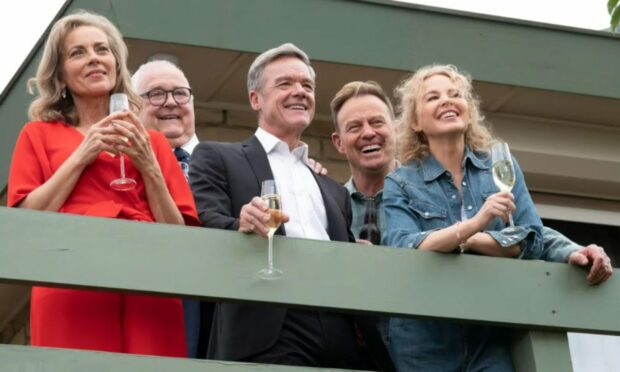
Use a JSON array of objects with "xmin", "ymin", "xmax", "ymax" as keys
[{"xmin": 140, "ymin": 87, "xmax": 192, "ymax": 106}]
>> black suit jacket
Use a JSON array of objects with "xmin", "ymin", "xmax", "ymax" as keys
[{"xmin": 189, "ymin": 135, "xmax": 393, "ymax": 370}]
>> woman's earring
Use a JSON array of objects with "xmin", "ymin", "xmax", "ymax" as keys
[{"xmin": 61, "ymin": 88, "xmax": 66, "ymax": 99}]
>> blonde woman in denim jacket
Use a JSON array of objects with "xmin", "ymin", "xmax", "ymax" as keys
[{"xmin": 382, "ymin": 64, "xmax": 544, "ymax": 372}]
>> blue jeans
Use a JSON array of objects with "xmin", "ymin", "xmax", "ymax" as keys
[{"xmin": 389, "ymin": 318, "xmax": 514, "ymax": 372}]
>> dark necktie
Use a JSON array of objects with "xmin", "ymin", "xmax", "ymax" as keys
[{"xmin": 174, "ymin": 147, "xmax": 191, "ymax": 181}]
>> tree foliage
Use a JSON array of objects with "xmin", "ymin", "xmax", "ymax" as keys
[{"xmin": 610, "ymin": 0, "xmax": 620, "ymax": 32}]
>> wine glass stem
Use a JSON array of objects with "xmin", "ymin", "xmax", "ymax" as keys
[
  {"xmin": 267, "ymin": 233, "xmax": 274, "ymax": 271},
  {"xmin": 119, "ymin": 154, "xmax": 126, "ymax": 178},
  {"xmin": 508, "ymin": 213, "xmax": 515, "ymax": 227}
]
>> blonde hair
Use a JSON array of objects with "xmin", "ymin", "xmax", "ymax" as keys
[
  {"xmin": 395, "ymin": 64, "xmax": 494, "ymax": 163},
  {"xmin": 27, "ymin": 10, "xmax": 140, "ymax": 125}
]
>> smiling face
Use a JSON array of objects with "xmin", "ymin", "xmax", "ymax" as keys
[
  {"xmin": 413, "ymin": 73, "xmax": 469, "ymax": 142},
  {"xmin": 62, "ymin": 25, "xmax": 117, "ymax": 100},
  {"xmin": 332, "ymin": 94, "xmax": 396, "ymax": 177},
  {"xmin": 249, "ymin": 56, "xmax": 315, "ymax": 141},
  {"xmin": 136, "ymin": 62, "xmax": 195, "ymax": 148}
]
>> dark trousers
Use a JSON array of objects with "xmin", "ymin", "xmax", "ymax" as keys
[
  {"xmin": 196, "ymin": 302, "xmax": 215, "ymax": 358},
  {"xmin": 244, "ymin": 309, "xmax": 376, "ymax": 370},
  {"xmin": 183, "ymin": 300, "xmax": 215, "ymax": 358},
  {"xmin": 183, "ymin": 299, "xmax": 201, "ymax": 358}
]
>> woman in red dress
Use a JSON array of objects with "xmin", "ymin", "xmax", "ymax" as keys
[{"xmin": 7, "ymin": 11, "xmax": 199, "ymax": 357}]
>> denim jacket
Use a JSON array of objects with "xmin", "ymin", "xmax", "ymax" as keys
[
  {"xmin": 542, "ymin": 226, "xmax": 580, "ymax": 262},
  {"xmin": 382, "ymin": 147, "xmax": 543, "ymax": 259}
]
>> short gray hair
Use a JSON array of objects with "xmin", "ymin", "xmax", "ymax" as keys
[
  {"xmin": 131, "ymin": 59, "xmax": 189, "ymax": 93},
  {"xmin": 247, "ymin": 43, "xmax": 315, "ymax": 93}
]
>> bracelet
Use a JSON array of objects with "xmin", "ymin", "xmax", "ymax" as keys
[{"xmin": 455, "ymin": 222, "xmax": 466, "ymax": 253}]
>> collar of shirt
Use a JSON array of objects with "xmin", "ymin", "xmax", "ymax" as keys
[
  {"xmin": 255, "ymin": 127, "xmax": 310, "ymax": 165},
  {"xmin": 254, "ymin": 127, "xmax": 329, "ymax": 241},
  {"xmin": 180, "ymin": 134, "xmax": 200, "ymax": 156},
  {"xmin": 421, "ymin": 146, "xmax": 489, "ymax": 182},
  {"xmin": 344, "ymin": 177, "xmax": 383, "ymax": 203},
  {"xmin": 344, "ymin": 159, "xmax": 400, "ymax": 201}
]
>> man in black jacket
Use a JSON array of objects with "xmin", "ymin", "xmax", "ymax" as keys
[{"xmin": 189, "ymin": 43, "xmax": 393, "ymax": 370}]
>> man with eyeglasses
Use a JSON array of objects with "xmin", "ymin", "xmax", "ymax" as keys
[
  {"xmin": 132, "ymin": 60, "xmax": 197, "ymax": 180},
  {"xmin": 132, "ymin": 60, "xmax": 211, "ymax": 359}
]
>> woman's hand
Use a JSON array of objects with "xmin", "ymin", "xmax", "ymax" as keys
[
  {"xmin": 72, "ymin": 113, "xmax": 126, "ymax": 166},
  {"xmin": 568, "ymin": 244, "xmax": 614, "ymax": 285},
  {"xmin": 108, "ymin": 110, "xmax": 157, "ymax": 175},
  {"xmin": 473, "ymin": 191, "xmax": 515, "ymax": 228},
  {"xmin": 106, "ymin": 110, "xmax": 184, "ymax": 224},
  {"xmin": 16, "ymin": 112, "xmax": 127, "ymax": 212}
]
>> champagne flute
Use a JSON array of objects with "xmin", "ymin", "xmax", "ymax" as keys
[
  {"xmin": 257, "ymin": 180, "xmax": 283, "ymax": 280},
  {"xmin": 491, "ymin": 142, "xmax": 517, "ymax": 232},
  {"xmin": 109, "ymin": 93, "xmax": 137, "ymax": 191}
]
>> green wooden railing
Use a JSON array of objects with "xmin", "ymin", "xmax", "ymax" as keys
[{"xmin": 0, "ymin": 206, "xmax": 618, "ymax": 371}]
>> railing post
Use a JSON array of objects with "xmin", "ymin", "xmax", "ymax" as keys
[{"xmin": 512, "ymin": 330, "xmax": 572, "ymax": 372}]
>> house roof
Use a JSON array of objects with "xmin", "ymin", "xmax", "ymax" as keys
[{"xmin": 1, "ymin": 0, "xmax": 619, "ymax": 211}]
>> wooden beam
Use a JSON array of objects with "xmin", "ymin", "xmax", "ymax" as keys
[
  {"xmin": 0, "ymin": 345, "xmax": 344, "ymax": 372},
  {"xmin": 0, "ymin": 207, "xmax": 618, "ymax": 335}
]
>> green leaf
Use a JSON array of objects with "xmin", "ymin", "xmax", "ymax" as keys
[
  {"xmin": 612, "ymin": 6, "xmax": 620, "ymax": 32},
  {"xmin": 609, "ymin": 0, "xmax": 619, "ymax": 14}
]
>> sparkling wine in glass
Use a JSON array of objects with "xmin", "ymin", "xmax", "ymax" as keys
[
  {"xmin": 109, "ymin": 93, "xmax": 136, "ymax": 191},
  {"xmin": 491, "ymin": 142, "xmax": 517, "ymax": 231},
  {"xmin": 257, "ymin": 180, "xmax": 283, "ymax": 280}
]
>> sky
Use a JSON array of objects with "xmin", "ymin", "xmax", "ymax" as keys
[
  {"xmin": 0, "ymin": 0, "xmax": 612, "ymax": 93},
  {"xmin": 398, "ymin": 0, "xmax": 611, "ymax": 29}
]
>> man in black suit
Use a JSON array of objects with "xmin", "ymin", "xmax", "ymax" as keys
[{"xmin": 189, "ymin": 43, "xmax": 393, "ymax": 370}]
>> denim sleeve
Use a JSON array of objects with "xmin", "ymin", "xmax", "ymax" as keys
[
  {"xmin": 485, "ymin": 157, "xmax": 544, "ymax": 260},
  {"xmin": 381, "ymin": 175, "xmax": 436, "ymax": 249},
  {"xmin": 541, "ymin": 226, "xmax": 580, "ymax": 262}
]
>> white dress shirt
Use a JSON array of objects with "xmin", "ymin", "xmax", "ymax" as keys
[
  {"xmin": 255, "ymin": 128, "xmax": 329, "ymax": 241},
  {"xmin": 181, "ymin": 134, "xmax": 199, "ymax": 156}
]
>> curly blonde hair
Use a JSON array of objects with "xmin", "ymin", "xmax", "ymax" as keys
[
  {"xmin": 395, "ymin": 64, "xmax": 494, "ymax": 163},
  {"xmin": 27, "ymin": 10, "xmax": 141, "ymax": 125}
]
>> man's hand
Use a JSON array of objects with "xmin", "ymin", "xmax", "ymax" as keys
[
  {"xmin": 238, "ymin": 197, "xmax": 289, "ymax": 238},
  {"xmin": 307, "ymin": 158, "xmax": 328, "ymax": 176},
  {"xmin": 568, "ymin": 244, "xmax": 614, "ymax": 285}
]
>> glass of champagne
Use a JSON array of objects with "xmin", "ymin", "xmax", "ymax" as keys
[
  {"xmin": 257, "ymin": 179, "xmax": 283, "ymax": 280},
  {"xmin": 491, "ymin": 142, "xmax": 518, "ymax": 232},
  {"xmin": 109, "ymin": 93, "xmax": 137, "ymax": 191}
]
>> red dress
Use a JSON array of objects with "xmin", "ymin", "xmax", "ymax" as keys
[{"xmin": 8, "ymin": 121, "xmax": 200, "ymax": 357}]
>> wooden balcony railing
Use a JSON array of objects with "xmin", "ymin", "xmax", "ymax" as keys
[{"xmin": 0, "ymin": 206, "xmax": 618, "ymax": 371}]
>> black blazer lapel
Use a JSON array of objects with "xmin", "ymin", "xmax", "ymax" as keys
[
  {"xmin": 242, "ymin": 135, "xmax": 273, "ymax": 184},
  {"xmin": 310, "ymin": 170, "xmax": 348, "ymax": 242},
  {"xmin": 242, "ymin": 135, "xmax": 286, "ymax": 236}
]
